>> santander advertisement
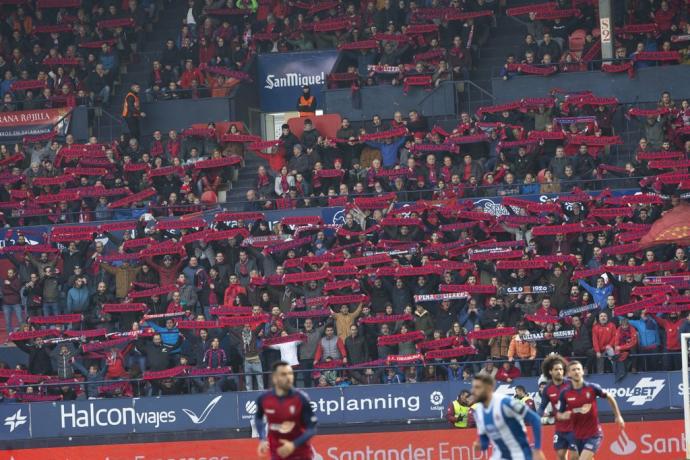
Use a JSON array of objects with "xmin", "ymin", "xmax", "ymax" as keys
[{"xmin": 1, "ymin": 420, "xmax": 685, "ymax": 460}]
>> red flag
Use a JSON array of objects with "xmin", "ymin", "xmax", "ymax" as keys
[{"xmin": 639, "ymin": 203, "xmax": 690, "ymax": 248}]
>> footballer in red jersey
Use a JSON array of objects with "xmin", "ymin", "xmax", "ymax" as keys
[
  {"xmin": 557, "ymin": 360, "xmax": 624, "ymax": 460},
  {"xmin": 255, "ymin": 361, "xmax": 318, "ymax": 460},
  {"xmin": 539, "ymin": 355, "xmax": 577, "ymax": 460}
]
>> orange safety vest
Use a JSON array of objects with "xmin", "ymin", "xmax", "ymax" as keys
[
  {"xmin": 298, "ymin": 95, "xmax": 315, "ymax": 117},
  {"xmin": 122, "ymin": 92, "xmax": 140, "ymax": 118}
]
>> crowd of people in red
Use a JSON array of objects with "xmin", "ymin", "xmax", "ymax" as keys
[
  {"xmin": 0, "ymin": 85, "xmax": 689, "ymax": 400},
  {"xmin": 0, "ymin": 0, "xmax": 690, "ymax": 404},
  {"xmin": 0, "ymin": 0, "xmax": 156, "ymax": 111},
  {"xmin": 502, "ymin": 0, "xmax": 690, "ymax": 78}
]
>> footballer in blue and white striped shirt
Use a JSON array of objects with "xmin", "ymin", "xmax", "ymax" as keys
[{"xmin": 472, "ymin": 374, "xmax": 546, "ymax": 460}]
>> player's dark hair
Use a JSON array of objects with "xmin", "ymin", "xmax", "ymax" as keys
[
  {"xmin": 541, "ymin": 353, "xmax": 567, "ymax": 378},
  {"xmin": 473, "ymin": 374, "xmax": 495, "ymax": 387},
  {"xmin": 271, "ymin": 360, "xmax": 290, "ymax": 372},
  {"xmin": 515, "ymin": 385, "xmax": 526, "ymax": 393}
]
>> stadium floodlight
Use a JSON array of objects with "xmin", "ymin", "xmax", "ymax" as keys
[{"xmin": 682, "ymin": 332, "xmax": 690, "ymax": 460}]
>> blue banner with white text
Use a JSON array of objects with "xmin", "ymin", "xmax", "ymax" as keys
[
  {"xmin": 256, "ymin": 50, "xmax": 339, "ymax": 112},
  {"xmin": 0, "ymin": 371, "xmax": 680, "ymax": 441}
]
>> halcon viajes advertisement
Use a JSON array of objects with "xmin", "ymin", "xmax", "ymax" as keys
[
  {"xmin": 0, "ymin": 372, "xmax": 682, "ymax": 441},
  {"xmin": 1, "ymin": 420, "xmax": 686, "ymax": 460}
]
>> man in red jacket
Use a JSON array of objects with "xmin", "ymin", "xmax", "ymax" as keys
[
  {"xmin": 652, "ymin": 311, "xmax": 683, "ymax": 370},
  {"xmin": 614, "ymin": 318, "xmax": 638, "ymax": 381},
  {"xmin": 147, "ymin": 254, "xmax": 186, "ymax": 286},
  {"xmin": 495, "ymin": 361, "xmax": 521, "ymax": 382},
  {"xmin": 592, "ymin": 311, "xmax": 617, "ymax": 374}
]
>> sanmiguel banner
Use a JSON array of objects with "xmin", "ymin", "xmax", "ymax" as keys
[
  {"xmin": 257, "ymin": 50, "xmax": 339, "ymax": 112},
  {"xmin": 0, "ymin": 107, "xmax": 71, "ymax": 141}
]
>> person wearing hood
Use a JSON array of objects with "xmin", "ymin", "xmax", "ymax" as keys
[
  {"xmin": 297, "ymin": 85, "xmax": 316, "ymax": 117},
  {"xmin": 414, "ymin": 304, "xmax": 434, "ymax": 338}
]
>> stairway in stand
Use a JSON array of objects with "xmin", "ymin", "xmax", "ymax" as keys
[{"xmin": 95, "ymin": 1, "xmax": 187, "ymax": 140}]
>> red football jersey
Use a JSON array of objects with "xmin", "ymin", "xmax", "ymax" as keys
[
  {"xmin": 256, "ymin": 389, "xmax": 317, "ymax": 460},
  {"xmin": 558, "ymin": 381, "xmax": 607, "ymax": 439},
  {"xmin": 541, "ymin": 381, "xmax": 573, "ymax": 432}
]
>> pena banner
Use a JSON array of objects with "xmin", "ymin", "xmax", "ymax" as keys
[
  {"xmin": 0, "ymin": 107, "xmax": 71, "ymax": 141},
  {"xmin": 257, "ymin": 50, "xmax": 339, "ymax": 112}
]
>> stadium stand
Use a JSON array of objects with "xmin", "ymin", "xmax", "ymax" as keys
[{"xmin": 0, "ymin": 0, "xmax": 688, "ymax": 406}]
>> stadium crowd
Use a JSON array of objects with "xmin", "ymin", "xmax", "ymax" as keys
[
  {"xmin": 1, "ymin": 85, "xmax": 690, "ymax": 400},
  {"xmin": 0, "ymin": 0, "xmax": 156, "ymax": 111},
  {"xmin": 503, "ymin": 0, "xmax": 690, "ymax": 78},
  {"xmin": 1, "ymin": 0, "xmax": 690, "ymax": 403}
]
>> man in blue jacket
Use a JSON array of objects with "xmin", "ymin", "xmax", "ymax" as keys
[
  {"xmin": 365, "ymin": 135, "xmax": 407, "ymax": 168},
  {"xmin": 628, "ymin": 311, "xmax": 660, "ymax": 371},
  {"xmin": 144, "ymin": 319, "xmax": 183, "ymax": 356},
  {"xmin": 67, "ymin": 278, "xmax": 90, "ymax": 315},
  {"xmin": 578, "ymin": 276, "xmax": 613, "ymax": 310}
]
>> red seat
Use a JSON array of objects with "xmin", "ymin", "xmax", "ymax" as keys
[{"xmin": 569, "ymin": 29, "xmax": 587, "ymax": 52}]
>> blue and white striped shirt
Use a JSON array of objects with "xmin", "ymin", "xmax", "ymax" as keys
[{"xmin": 475, "ymin": 395, "xmax": 535, "ymax": 460}]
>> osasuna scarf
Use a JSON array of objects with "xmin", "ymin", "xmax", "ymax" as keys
[
  {"xmin": 143, "ymin": 365, "xmax": 188, "ymax": 380},
  {"xmin": 28, "ymin": 314, "xmax": 82, "ymax": 324},
  {"xmin": 525, "ymin": 314, "xmax": 561, "ymax": 324},
  {"xmin": 102, "ymin": 303, "xmax": 147, "ymax": 313},
  {"xmin": 558, "ymin": 303, "xmax": 598, "ymax": 318},
  {"xmin": 613, "ymin": 294, "xmax": 667, "ymax": 316},
  {"xmin": 425, "ymin": 346, "xmax": 477, "ymax": 360},
  {"xmin": 631, "ymin": 285, "xmax": 675, "ymax": 296},
  {"xmin": 467, "ymin": 327, "xmax": 516, "ymax": 340},
  {"xmin": 360, "ymin": 314, "xmax": 413, "ymax": 324},
  {"xmin": 177, "ymin": 320, "xmax": 220, "ymax": 329},
  {"xmin": 284, "ymin": 309, "xmax": 332, "ymax": 318},
  {"xmin": 439, "ymin": 284, "xmax": 497, "ymax": 294},
  {"xmin": 519, "ymin": 329, "xmax": 576, "ymax": 342},
  {"xmin": 387, "ymin": 353, "xmax": 424, "ymax": 364},
  {"xmin": 262, "ymin": 333, "xmax": 306, "ymax": 346},
  {"xmin": 498, "ymin": 285, "xmax": 554, "ymax": 296},
  {"xmin": 314, "ymin": 359, "xmax": 345, "ymax": 370},
  {"xmin": 414, "ymin": 292, "xmax": 469, "ymax": 303},
  {"xmin": 416, "ymin": 336, "xmax": 458, "ymax": 351},
  {"xmin": 82, "ymin": 336, "xmax": 133, "ymax": 352},
  {"xmin": 8, "ymin": 329, "xmax": 60, "ymax": 341}
]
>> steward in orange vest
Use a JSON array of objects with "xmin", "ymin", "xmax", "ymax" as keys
[
  {"xmin": 122, "ymin": 84, "xmax": 145, "ymax": 140},
  {"xmin": 297, "ymin": 85, "xmax": 316, "ymax": 117}
]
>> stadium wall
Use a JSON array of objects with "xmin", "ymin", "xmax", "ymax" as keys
[
  {"xmin": 1, "ymin": 420, "xmax": 685, "ymax": 460},
  {"xmin": 0, "ymin": 372, "xmax": 682, "ymax": 442},
  {"xmin": 492, "ymin": 65, "xmax": 690, "ymax": 104}
]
